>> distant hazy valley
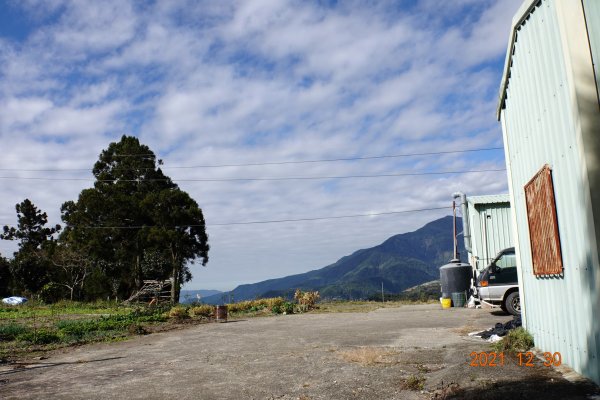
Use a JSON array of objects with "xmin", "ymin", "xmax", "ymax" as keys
[{"xmin": 200, "ymin": 216, "xmax": 464, "ymax": 304}]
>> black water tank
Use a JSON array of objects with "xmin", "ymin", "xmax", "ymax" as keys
[{"xmin": 440, "ymin": 260, "xmax": 472, "ymax": 298}]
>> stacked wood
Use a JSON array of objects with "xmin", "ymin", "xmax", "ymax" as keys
[{"xmin": 125, "ymin": 279, "xmax": 173, "ymax": 304}]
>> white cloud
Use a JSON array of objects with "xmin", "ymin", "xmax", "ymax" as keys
[
  {"xmin": 50, "ymin": 0, "xmax": 138, "ymax": 53},
  {"xmin": 0, "ymin": 0, "xmax": 521, "ymax": 291},
  {"xmin": 0, "ymin": 97, "xmax": 53, "ymax": 130}
]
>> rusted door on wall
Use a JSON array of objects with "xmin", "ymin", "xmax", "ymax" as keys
[{"xmin": 524, "ymin": 165, "xmax": 563, "ymax": 276}]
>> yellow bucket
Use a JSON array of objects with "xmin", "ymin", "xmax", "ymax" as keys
[{"xmin": 441, "ymin": 298, "xmax": 452, "ymax": 309}]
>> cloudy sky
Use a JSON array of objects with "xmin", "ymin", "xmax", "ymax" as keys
[{"xmin": 0, "ymin": 0, "xmax": 522, "ymax": 291}]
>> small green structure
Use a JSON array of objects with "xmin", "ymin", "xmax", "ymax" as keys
[{"xmin": 454, "ymin": 193, "xmax": 514, "ymax": 274}]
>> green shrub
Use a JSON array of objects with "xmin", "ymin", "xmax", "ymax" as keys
[
  {"xmin": 272, "ymin": 301, "xmax": 294, "ymax": 314},
  {"xmin": 57, "ymin": 315, "xmax": 134, "ymax": 336},
  {"xmin": 262, "ymin": 297, "xmax": 284, "ymax": 309},
  {"xmin": 282, "ymin": 302, "xmax": 294, "ymax": 314},
  {"xmin": 189, "ymin": 305, "xmax": 214, "ymax": 318},
  {"xmin": 167, "ymin": 306, "xmax": 190, "ymax": 321},
  {"xmin": 131, "ymin": 313, "xmax": 166, "ymax": 323},
  {"xmin": 17, "ymin": 329, "xmax": 62, "ymax": 344},
  {"xmin": 402, "ymin": 375, "xmax": 425, "ymax": 391},
  {"xmin": 227, "ymin": 300, "xmax": 253, "ymax": 313},
  {"xmin": 39, "ymin": 282, "xmax": 67, "ymax": 304},
  {"xmin": 492, "ymin": 327, "xmax": 534, "ymax": 353},
  {"xmin": 129, "ymin": 307, "xmax": 168, "ymax": 322},
  {"xmin": 294, "ymin": 289, "xmax": 320, "ymax": 311},
  {"xmin": 127, "ymin": 323, "xmax": 148, "ymax": 335},
  {"xmin": 0, "ymin": 323, "xmax": 31, "ymax": 340},
  {"xmin": 53, "ymin": 311, "xmax": 167, "ymax": 341},
  {"xmin": 227, "ymin": 298, "xmax": 285, "ymax": 313}
]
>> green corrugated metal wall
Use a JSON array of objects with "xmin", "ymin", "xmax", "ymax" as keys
[{"xmin": 466, "ymin": 200, "xmax": 513, "ymax": 271}]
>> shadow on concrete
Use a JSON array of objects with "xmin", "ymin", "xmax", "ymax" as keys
[
  {"xmin": 489, "ymin": 310, "xmax": 510, "ymax": 317},
  {"xmin": 0, "ymin": 356, "xmax": 124, "ymax": 376},
  {"xmin": 436, "ymin": 376, "xmax": 599, "ymax": 400}
]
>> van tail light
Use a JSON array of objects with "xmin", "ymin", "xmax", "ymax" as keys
[{"xmin": 480, "ymin": 281, "xmax": 489, "ymax": 287}]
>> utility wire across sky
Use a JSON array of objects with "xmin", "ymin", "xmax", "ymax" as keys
[
  {"xmin": 0, "ymin": 206, "xmax": 450, "ymax": 229},
  {"xmin": 0, "ymin": 147, "xmax": 504, "ymax": 172},
  {"xmin": 0, "ymin": 168, "xmax": 506, "ymax": 182}
]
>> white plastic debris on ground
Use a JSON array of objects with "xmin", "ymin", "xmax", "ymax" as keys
[
  {"xmin": 487, "ymin": 334, "xmax": 502, "ymax": 343},
  {"xmin": 2, "ymin": 296, "xmax": 28, "ymax": 305},
  {"xmin": 467, "ymin": 296, "xmax": 476, "ymax": 308}
]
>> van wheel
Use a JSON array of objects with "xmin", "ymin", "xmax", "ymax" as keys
[{"xmin": 504, "ymin": 291, "xmax": 521, "ymax": 316}]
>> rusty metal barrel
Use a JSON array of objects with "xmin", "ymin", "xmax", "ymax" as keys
[{"xmin": 215, "ymin": 305, "xmax": 228, "ymax": 322}]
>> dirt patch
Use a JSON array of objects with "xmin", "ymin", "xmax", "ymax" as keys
[
  {"xmin": 452, "ymin": 324, "xmax": 481, "ymax": 336},
  {"xmin": 337, "ymin": 346, "xmax": 398, "ymax": 365}
]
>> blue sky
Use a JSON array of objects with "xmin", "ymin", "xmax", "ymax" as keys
[{"xmin": 0, "ymin": 0, "xmax": 522, "ymax": 290}]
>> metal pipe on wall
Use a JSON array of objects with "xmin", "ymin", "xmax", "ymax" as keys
[{"xmin": 453, "ymin": 192, "xmax": 472, "ymax": 253}]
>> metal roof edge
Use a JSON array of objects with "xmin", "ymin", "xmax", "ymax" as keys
[
  {"xmin": 467, "ymin": 193, "xmax": 511, "ymax": 205},
  {"xmin": 497, "ymin": 0, "xmax": 543, "ymax": 121}
]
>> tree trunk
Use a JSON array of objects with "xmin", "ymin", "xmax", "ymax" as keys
[
  {"xmin": 169, "ymin": 244, "xmax": 182, "ymax": 304},
  {"xmin": 170, "ymin": 262, "xmax": 180, "ymax": 304},
  {"xmin": 135, "ymin": 254, "xmax": 142, "ymax": 289}
]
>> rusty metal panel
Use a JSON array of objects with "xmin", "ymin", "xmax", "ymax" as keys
[{"xmin": 524, "ymin": 165, "xmax": 563, "ymax": 275}]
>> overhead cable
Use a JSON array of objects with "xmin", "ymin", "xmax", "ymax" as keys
[
  {"xmin": 0, "ymin": 168, "xmax": 506, "ymax": 183},
  {"xmin": 0, "ymin": 147, "xmax": 504, "ymax": 172},
  {"xmin": 0, "ymin": 206, "xmax": 449, "ymax": 229}
]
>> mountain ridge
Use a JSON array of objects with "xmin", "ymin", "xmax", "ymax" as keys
[{"xmin": 202, "ymin": 216, "xmax": 464, "ymax": 304}]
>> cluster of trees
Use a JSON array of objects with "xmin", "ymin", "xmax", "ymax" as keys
[{"xmin": 0, "ymin": 136, "xmax": 209, "ymax": 303}]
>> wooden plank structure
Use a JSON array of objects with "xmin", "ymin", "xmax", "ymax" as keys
[{"xmin": 125, "ymin": 279, "xmax": 173, "ymax": 304}]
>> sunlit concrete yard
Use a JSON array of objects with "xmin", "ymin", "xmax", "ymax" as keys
[{"xmin": 1, "ymin": 304, "xmax": 598, "ymax": 400}]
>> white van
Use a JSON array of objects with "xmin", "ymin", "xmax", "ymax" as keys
[{"xmin": 476, "ymin": 247, "xmax": 521, "ymax": 316}]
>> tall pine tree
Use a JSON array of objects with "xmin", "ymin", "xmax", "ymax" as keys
[
  {"xmin": 61, "ymin": 135, "xmax": 209, "ymax": 301},
  {"xmin": 1, "ymin": 199, "xmax": 60, "ymax": 293}
]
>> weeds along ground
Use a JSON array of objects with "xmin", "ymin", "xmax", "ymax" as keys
[
  {"xmin": 0, "ymin": 301, "xmax": 171, "ymax": 360},
  {"xmin": 0, "ymin": 297, "xmax": 431, "ymax": 361},
  {"xmin": 0, "ymin": 297, "xmax": 296, "ymax": 360}
]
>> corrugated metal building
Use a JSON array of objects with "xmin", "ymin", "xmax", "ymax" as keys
[
  {"xmin": 458, "ymin": 194, "xmax": 514, "ymax": 272},
  {"xmin": 497, "ymin": 0, "xmax": 600, "ymax": 384}
]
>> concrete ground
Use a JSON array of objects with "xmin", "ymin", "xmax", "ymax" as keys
[{"xmin": 0, "ymin": 304, "xmax": 598, "ymax": 400}]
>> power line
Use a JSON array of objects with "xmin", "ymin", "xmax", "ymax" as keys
[
  {"xmin": 163, "ymin": 147, "xmax": 504, "ymax": 169},
  {"xmin": 209, "ymin": 206, "xmax": 449, "ymax": 226},
  {"xmin": 0, "ymin": 168, "xmax": 506, "ymax": 183},
  {"xmin": 0, "ymin": 206, "xmax": 450, "ymax": 229},
  {"xmin": 0, "ymin": 147, "xmax": 503, "ymax": 172}
]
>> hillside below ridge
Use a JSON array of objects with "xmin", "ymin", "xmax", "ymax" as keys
[{"xmin": 202, "ymin": 216, "xmax": 464, "ymax": 303}]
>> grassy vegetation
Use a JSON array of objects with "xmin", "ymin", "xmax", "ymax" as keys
[
  {"xmin": 0, "ymin": 300, "xmax": 127, "ymax": 320},
  {"xmin": 491, "ymin": 327, "xmax": 534, "ymax": 353},
  {"xmin": 0, "ymin": 301, "xmax": 172, "ymax": 360},
  {"xmin": 0, "ymin": 297, "xmax": 295, "ymax": 360},
  {"xmin": 0, "ymin": 295, "xmax": 430, "ymax": 360},
  {"xmin": 402, "ymin": 374, "xmax": 426, "ymax": 391}
]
